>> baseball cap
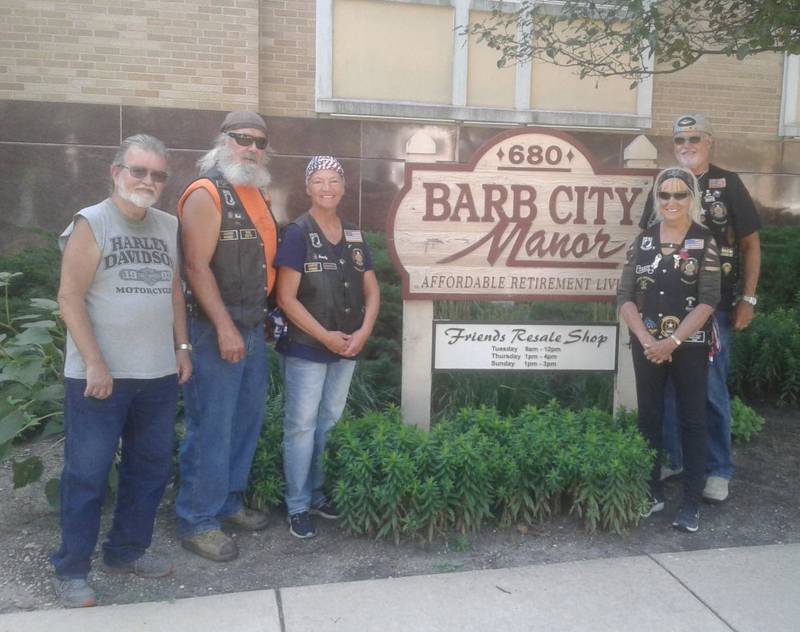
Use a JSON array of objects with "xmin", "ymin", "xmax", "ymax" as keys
[{"xmin": 673, "ymin": 113, "xmax": 713, "ymax": 137}]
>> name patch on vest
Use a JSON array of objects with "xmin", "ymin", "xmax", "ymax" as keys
[
  {"xmin": 239, "ymin": 229, "xmax": 257, "ymax": 240},
  {"xmin": 708, "ymin": 178, "xmax": 726, "ymax": 188},
  {"xmin": 322, "ymin": 262, "xmax": 338, "ymax": 271},
  {"xmin": 220, "ymin": 230, "xmax": 238, "ymax": 241},
  {"xmin": 304, "ymin": 262, "xmax": 322, "ymax": 273}
]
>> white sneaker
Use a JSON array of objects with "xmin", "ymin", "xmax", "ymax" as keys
[{"xmin": 702, "ymin": 476, "xmax": 729, "ymax": 503}]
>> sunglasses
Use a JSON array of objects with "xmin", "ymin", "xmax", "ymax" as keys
[
  {"xmin": 120, "ymin": 165, "xmax": 168, "ymax": 183},
  {"xmin": 227, "ymin": 132, "xmax": 268, "ymax": 150},
  {"xmin": 673, "ymin": 136, "xmax": 703, "ymax": 145},
  {"xmin": 657, "ymin": 191, "xmax": 690, "ymax": 201}
]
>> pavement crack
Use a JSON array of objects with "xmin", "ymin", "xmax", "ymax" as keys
[
  {"xmin": 648, "ymin": 554, "xmax": 741, "ymax": 632},
  {"xmin": 275, "ymin": 588, "xmax": 287, "ymax": 632},
  {"xmin": 495, "ymin": 584, "xmax": 512, "ymax": 594}
]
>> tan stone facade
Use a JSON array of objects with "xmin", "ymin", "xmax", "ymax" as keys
[{"xmin": 0, "ymin": 0, "xmax": 261, "ymax": 110}]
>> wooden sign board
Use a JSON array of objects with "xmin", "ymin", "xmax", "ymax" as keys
[{"xmin": 388, "ymin": 128, "xmax": 656, "ymax": 301}]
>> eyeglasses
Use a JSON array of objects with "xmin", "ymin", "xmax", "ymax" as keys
[
  {"xmin": 120, "ymin": 165, "xmax": 168, "ymax": 183},
  {"xmin": 673, "ymin": 136, "xmax": 703, "ymax": 146},
  {"xmin": 227, "ymin": 132, "xmax": 268, "ymax": 150},
  {"xmin": 657, "ymin": 191, "xmax": 690, "ymax": 201}
]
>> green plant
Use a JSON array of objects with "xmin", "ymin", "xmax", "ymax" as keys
[
  {"xmin": 730, "ymin": 308, "xmax": 800, "ymax": 405},
  {"xmin": 247, "ymin": 394, "xmax": 287, "ymax": 510},
  {"xmin": 0, "ymin": 272, "xmax": 65, "ymax": 488},
  {"xmin": 319, "ymin": 402, "xmax": 653, "ymax": 544},
  {"xmin": 753, "ymin": 227, "xmax": 800, "ymax": 313},
  {"xmin": 730, "ymin": 397, "xmax": 765, "ymax": 443}
]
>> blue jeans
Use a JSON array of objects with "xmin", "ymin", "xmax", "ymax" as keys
[
  {"xmin": 662, "ymin": 311, "xmax": 734, "ymax": 479},
  {"xmin": 176, "ymin": 315, "xmax": 268, "ymax": 537},
  {"xmin": 282, "ymin": 355, "xmax": 356, "ymax": 515},
  {"xmin": 51, "ymin": 374, "xmax": 178, "ymax": 579}
]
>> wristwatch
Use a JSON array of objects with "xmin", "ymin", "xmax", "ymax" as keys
[
  {"xmin": 176, "ymin": 343, "xmax": 193, "ymax": 351},
  {"xmin": 741, "ymin": 295, "xmax": 758, "ymax": 306}
]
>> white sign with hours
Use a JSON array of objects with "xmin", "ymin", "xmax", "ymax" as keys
[{"xmin": 433, "ymin": 323, "xmax": 618, "ymax": 372}]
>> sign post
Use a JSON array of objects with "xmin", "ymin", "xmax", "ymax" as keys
[{"xmin": 388, "ymin": 129, "xmax": 656, "ymax": 428}]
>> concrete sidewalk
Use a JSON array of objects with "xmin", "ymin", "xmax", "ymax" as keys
[{"xmin": 1, "ymin": 543, "xmax": 797, "ymax": 632}]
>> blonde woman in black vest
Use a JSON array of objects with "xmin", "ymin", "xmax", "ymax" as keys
[
  {"xmin": 275, "ymin": 156, "xmax": 381, "ymax": 539},
  {"xmin": 618, "ymin": 167, "xmax": 720, "ymax": 533}
]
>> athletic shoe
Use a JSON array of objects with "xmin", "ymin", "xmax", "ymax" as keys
[
  {"xmin": 671, "ymin": 502, "xmax": 700, "ymax": 533},
  {"xmin": 702, "ymin": 476, "xmax": 729, "ymax": 503},
  {"xmin": 288, "ymin": 511, "xmax": 317, "ymax": 539},
  {"xmin": 54, "ymin": 577, "xmax": 96, "ymax": 608},
  {"xmin": 310, "ymin": 499, "xmax": 339, "ymax": 520},
  {"xmin": 640, "ymin": 493, "xmax": 665, "ymax": 518}
]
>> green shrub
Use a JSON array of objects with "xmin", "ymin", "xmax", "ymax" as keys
[
  {"xmin": 755, "ymin": 227, "xmax": 800, "ymax": 313},
  {"xmin": 247, "ymin": 394, "xmax": 286, "ymax": 510},
  {"xmin": 323, "ymin": 402, "xmax": 652, "ymax": 543},
  {"xmin": 731, "ymin": 397, "xmax": 765, "ymax": 443},
  {"xmin": 0, "ymin": 241, "xmax": 62, "ymax": 315},
  {"xmin": 0, "ymin": 272, "xmax": 65, "ymax": 488},
  {"xmin": 729, "ymin": 308, "xmax": 800, "ymax": 405}
]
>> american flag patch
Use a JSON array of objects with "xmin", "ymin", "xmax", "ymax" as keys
[
  {"xmin": 708, "ymin": 178, "xmax": 726, "ymax": 188},
  {"xmin": 684, "ymin": 238, "xmax": 704, "ymax": 249}
]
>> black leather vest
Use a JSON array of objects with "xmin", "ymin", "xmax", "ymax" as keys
[
  {"xmin": 633, "ymin": 222, "xmax": 713, "ymax": 345},
  {"xmin": 286, "ymin": 213, "xmax": 366, "ymax": 352},
  {"xmin": 185, "ymin": 169, "xmax": 272, "ymax": 329}
]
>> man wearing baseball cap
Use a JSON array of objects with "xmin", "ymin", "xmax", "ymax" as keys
[
  {"xmin": 175, "ymin": 111, "xmax": 279, "ymax": 560},
  {"xmin": 639, "ymin": 113, "xmax": 761, "ymax": 505}
]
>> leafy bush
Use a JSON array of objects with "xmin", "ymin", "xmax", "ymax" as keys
[
  {"xmin": 0, "ymin": 272, "xmax": 65, "ymax": 487},
  {"xmin": 731, "ymin": 397, "xmax": 765, "ymax": 443},
  {"xmin": 729, "ymin": 308, "xmax": 800, "ymax": 405},
  {"xmin": 323, "ymin": 402, "xmax": 652, "ymax": 543},
  {"xmin": 755, "ymin": 227, "xmax": 800, "ymax": 313}
]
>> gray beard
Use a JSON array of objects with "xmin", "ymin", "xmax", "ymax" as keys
[
  {"xmin": 116, "ymin": 178, "xmax": 156, "ymax": 209},
  {"xmin": 199, "ymin": 144, "xmax": 271, "ymax": 189}
]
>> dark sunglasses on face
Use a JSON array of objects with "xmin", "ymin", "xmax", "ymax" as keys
[
  {"xmin": 120, "ymin": 165, "xmax": 168, "ymax": 183},
  {"xmin": 227, "ymin": 132, "xmax": 268, "ymax": 150},
  {"xmin": 673, "ymin": 135, "xmax": 703, "ymax": 145},
  {"xmin": 657, "ymin": 191, "xmax": 690, "ymax": 201}
]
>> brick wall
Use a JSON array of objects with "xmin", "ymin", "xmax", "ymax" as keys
[
  {"xmin": 259, "ymin": 0, "xmax": 316, "ymax": 117},
  {"xmin": 651, "ymin": 52, "xmax": 784, "ymax": 139},
  {"xmin": 0, "ymin": 0, "xmax": 260, "ymax": 110}
]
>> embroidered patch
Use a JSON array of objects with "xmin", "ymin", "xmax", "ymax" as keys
[
  {"xmin": 304, "ymin": 262, "xmax": 322, "ymax": 273},
  {"xmin": 720, "ymin": 247, "xmax": 734, "ymax": 258},
  {"xmin": 684, "ymin": 296, "xmax": 697, "ymax": 311},
  {"xmin": 344, "ymin": 229, "xmax": 363, "ymax": 243},
  {"xmin": 722, "ymin": 262, "xmax": 732, "ymax": 276},
  {"xmin": 222, "ymin": 189, "xmax": 236, "ymax": 207},
  {"xmin": 322, "ymin": 262, "xmax": 338, "ymax": 270},
  {"xmin": 310, "ymin": 233, "xmax": 322, "ymax": 249},
  {"xmin": 640, "ymin": 236, "xmax": 654, "ymax": 251},
  {"xmin": 684, "ymin": 238, "xmax": 704, "ymax": 250},
  {"xmin": 685, "ymin": 330, "xmax": 707, "ymax": 343},
  {"xmin": 239, "ymin": 229, "xmax": 257, "ymax": 240},
  {"xmin": 708, "ymin": 178, "xmax": 726, "ymax": 188},
  {"xmin": 709, "ymin": 201, "xmax": 727, "ymax": 223},
  {"xmin": 219, "ymin": 230, "xmax": 238, "ymax": 241}
]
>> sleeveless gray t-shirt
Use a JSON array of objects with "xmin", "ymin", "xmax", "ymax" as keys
[{"xmin": 60, "ymin": 198, "xmax": 179, "ymax": 379}]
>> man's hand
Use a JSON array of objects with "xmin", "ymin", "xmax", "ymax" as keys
[
  {"xmin": 643, "ymin": 337, "xmax": 675, "ymax": 365},
  {"xmin": 84, "ymin": 361, "xmax": 113, "ymax": 399},
  {"xmin": 733, "ymin": 300, "xmax": 755, "ymax": 331},
  {"xmin": 176, "ymin": 349, "xmax": 193, "ymax": 384},
  {"xmin": 217, "ymin": 324, "xmax": 246, "ymax": 363}
]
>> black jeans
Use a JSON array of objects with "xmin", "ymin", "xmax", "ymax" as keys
[{"xmin": 631, "ymin": 339, "xmax": 709, "ymax": 506}]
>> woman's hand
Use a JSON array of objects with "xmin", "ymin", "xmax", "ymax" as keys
[
  {"xmin": 342, "ymin": 327, "xmax": 369, "ymax": 358},
  {"xmin": 322, "ymin": 330, "xmax": 351, "ymax": 355},
  {"xmin": 642, "ymin": 336, "xmax": 678, "ymax": 365}
]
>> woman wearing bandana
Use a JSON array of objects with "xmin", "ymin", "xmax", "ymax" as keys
[
  {"xmin": 275, "ymin": 156, "xmax": 381, "ymax": 539},
  {"xmin": 618, "ymin": 167, "xmax": 720, "ymax": 533}
]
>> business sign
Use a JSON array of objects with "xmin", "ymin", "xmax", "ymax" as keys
[
  {"xmin": 388, "ymin": 128, "xmax": 656, "ymax": 301},
  {"xmin": 434, "ymin": 322, "xmax": 618, "ymax": 372}
]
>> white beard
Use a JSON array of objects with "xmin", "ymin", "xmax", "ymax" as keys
[
  {"xmin": 201, "ymin": 143, "xmax": 272, "ymax": 188},
  {"xmin": 116, "ymin": 176, "xmax": 157, "ymax": 209}
]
